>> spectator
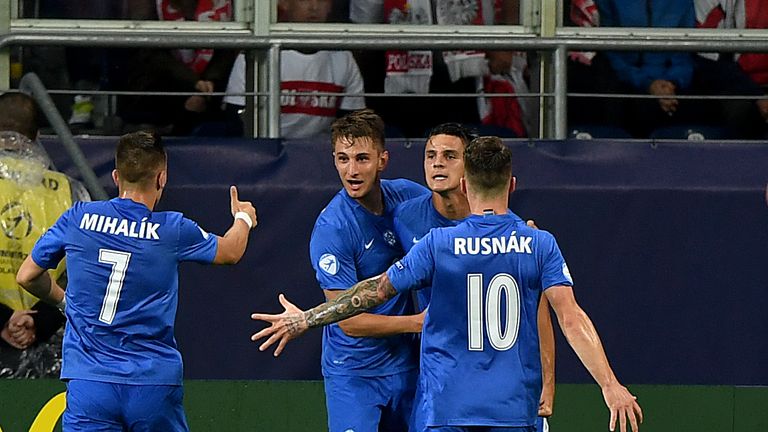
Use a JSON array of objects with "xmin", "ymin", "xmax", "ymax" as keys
[
  {"xmin": 0, "ymin": 93, "xmax": 87, "ymax": 378},
  {"xmin": 224, "ymin": 0, "xmax": 366, "ymax": 139},
  {"xmin": 119, "ymin": 0, "xmax": 238, "ymax": 135},
  {"xmin": 696, "ymin": 0, "xmax": 768, "ymax": 132},
  {"xmin": 598, "ymin": 0, "xmax": 764, "ymax": 138},
  {"xmin": 565, "ymin": 0, "xmax": 629, "ymax": 136},
  {"xmin": 351, "ymin": 0, "xmax": 530, "ymax": 138}
]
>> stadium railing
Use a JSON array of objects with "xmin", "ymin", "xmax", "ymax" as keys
[{"xmin": 3, "ymin": 0, "xmax": 768, "ymax": 139}]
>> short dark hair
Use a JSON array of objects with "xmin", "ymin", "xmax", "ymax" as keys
[
  {"xmin": 426, "ymin": 123, "xmax": 476, "ymax": 147},
  {"xmin": 116, "ymin": 131, "xmax": 167, "ymax": 185},
  {"xmin": 0, "ymin": 92, "xmax": 39, "ymax": 140},
  {"xmin": 331, "ymin": 109, "xmax": 386, "ymax": 151},
  {"xmin": 464, "ymin": 136, "xmax": 512, "ymax": 196}
]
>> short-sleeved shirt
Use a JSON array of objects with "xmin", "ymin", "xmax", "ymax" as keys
[
  {"xmin": 225, "ymin": 51, "xmax": 366, "ymax": 139},
  {"xmin": 309, "ymin": 178, "xmax": 428, "ymax": 377},
  {"xmin": 31, "ymin": 198, "xmax": 218, "ymax": 385},
  {"xmin": 393, "ymin": 193, "xmax": 461, "ymax": 312},
  {"xmin": 386, "ymin": 212, "xmax": 573, "ymax": 427}
]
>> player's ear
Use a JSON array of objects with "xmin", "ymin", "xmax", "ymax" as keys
[
  {"xmin": 460, "ymin": 177, "xmax": 467, "ymax": 195},
  {"xmin": 378, "ymin": 149, "xmax": 389, "ymax": 172},
  {"xmin": 112, "ymin": 169, "xmax": 119, "ymax": 187},
  {"xmin": 509, "ymin": 176, "xmax": 517, "ymax": 194},
  {"xmin": 157, "ymin": 169, "xmax": 167, "ymax": 190}
]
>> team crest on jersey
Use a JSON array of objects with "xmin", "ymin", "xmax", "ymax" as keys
[
  {"xmin": 384, "ymin": 230, "xmax": 397, "ymax": 247},
  {"xmin": 562, "ymin": 262, "xmax": 573, "ymax": 284},
  {"xmin": 319, "ymin": 253, "xmax": 338, "ymax": 275}
]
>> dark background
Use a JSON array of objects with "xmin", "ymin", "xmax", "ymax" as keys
[{"xmin": 42, "ymin": 137, "xmax": 768, "ymax": 385}]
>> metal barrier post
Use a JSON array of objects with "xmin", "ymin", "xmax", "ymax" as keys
[
  {"xmin": 553, "ymin": 45, "xmax": 567, "ymax": 139},
  {"xmin": 20, "ymin": 73, "xmax": 108, "ymax": 201},
  {"xmin": 255, "ymin": 0, "xmax": 272, "ymax": 138},
  {"xmin": 538, "ymin": 0, "xmax": 557, "ymax": 138},
  {"xmin": 267, "ymin": 44, "xmax": 281, "ymax": 139},
  {"xmin": 0, "ymin": 0, "xmax": 10, "ymax": 90}
]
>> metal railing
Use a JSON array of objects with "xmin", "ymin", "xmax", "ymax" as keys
[{"xmin": 4, "ymin": 2, "xmax": 768, "ymax": 139}]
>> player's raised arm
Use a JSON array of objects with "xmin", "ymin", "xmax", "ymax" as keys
[
  {"xmin": 544, "ymin": 285, "xmax": 643, "ymax": 432},
  {"xmin": 213, "ymin": 185, "xmax": 258, "ymax": 264},
  {"xmin": 250, "ymin": 272, "xmax": 398, "ymax": 356}
]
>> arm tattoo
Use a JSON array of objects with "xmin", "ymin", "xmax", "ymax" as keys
[
  {"xmin": 305, "ymin": 274, "xmax": 397, "ymax": 328},
  {"xmin": 285, "ymin": 315, "xmax": 305, "ymax": 336}
]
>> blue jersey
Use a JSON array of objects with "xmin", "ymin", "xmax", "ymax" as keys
[
  {"xmin": 386, "ymin": 212, "xmax": 573, "ymax": 427},
  {"xmin": 31, "ymin": 198, "xmax": 218, "ymax": 385},
  {"xmin": 393, "ymin": 194, "xmax": 461, "ymax": 312},
  {"xmin": 310, "ymin": 178, "xmax": 428, "ymax": 377}
]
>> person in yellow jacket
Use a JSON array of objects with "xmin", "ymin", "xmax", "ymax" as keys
[{"xmin": 0, "ymin": 92, "xmax": 88, "ymax": 377}]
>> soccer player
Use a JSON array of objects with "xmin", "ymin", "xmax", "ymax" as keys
[
  {"xmin": 16, "ymin": 131, "xmax": 257, "ymax": 431},
  {"xmin": 394, "ymin": 123, "xmax": 556, "ymax": 431},
  {"xmin": 308, "ymin": 109, "xmax": 428, "ymax": 431},
  {"xmin": 252, "ymin": 136, "xmax": 643, "ymax": 432}
]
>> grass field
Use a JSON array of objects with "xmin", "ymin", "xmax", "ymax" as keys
[{"xmin": 1, "ymin": 380, "xmax": 766, "ymax": 431}]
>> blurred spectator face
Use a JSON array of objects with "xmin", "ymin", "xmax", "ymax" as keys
[{"xmin": 278, "ymin": 0, "xmax": 333, "ymax": 23}]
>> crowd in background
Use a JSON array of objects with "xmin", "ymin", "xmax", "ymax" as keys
[{"xmin": 10, "ymin": 0, "xmax": 768, "ymax": 140}]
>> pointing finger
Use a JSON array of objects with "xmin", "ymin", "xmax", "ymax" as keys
[{"xmin": 230, "ymin": 185, "xmax": 239, "ymax": 204}]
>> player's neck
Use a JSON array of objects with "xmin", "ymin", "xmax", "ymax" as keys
[
  {"xmin": 118, "ymin": 188, "xmax": 158, "ymax": 211},
  {"xmin": 355, "ymin": 183, "xmax": 384, "ymax": 215},
  {"xmin": 468, "ymin": 196, "xmax": 508, "ymax": 217},
  {"xmin": 432, "ymin": 190, "xmax": 470, "ymax": 220}
]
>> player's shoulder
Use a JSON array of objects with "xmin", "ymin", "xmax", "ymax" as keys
[
  {"xmin": 67, "ymin": 199, "xmax": 109, "ymax": 218},
  {"xmin": 382, "ymin": 178, "xmax": 424, "ymax": 191},
  {"xmin": 382, "ymin": 178, "xmax": 429, "ymax": 201},
  {"xmin": 509, "ymin": 214, "xmax": 555, "ymax": 239},
  {"xmin": 312, "ymin": 193, "xmax": 358, "ymax": 239},
  {"xmin": 393, "ymin": 193, "xmax": 431, "ymax": 218},
  {"xmin": 314, "ymin": 190, "xmax": 351, "ymax": 226}
]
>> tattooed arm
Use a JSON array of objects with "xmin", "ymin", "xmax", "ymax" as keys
[{"xmin": 250, "ymin": 273, "xmax": 397, "ymax": 356}]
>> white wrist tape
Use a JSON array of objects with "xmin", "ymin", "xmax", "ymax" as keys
[{"xmin": 234, "ymin": 211, "xmax": 254, "ymax": 229}]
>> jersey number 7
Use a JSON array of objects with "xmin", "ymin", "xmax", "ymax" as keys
[
  {"xmin": 98, "ymin": 249, "xmax": 132, "ymax": 325},
  {"xmin": 467, "ymin": 273, "xmax": 521, "ymax": 351}
]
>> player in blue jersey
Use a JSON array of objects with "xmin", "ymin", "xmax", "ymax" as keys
[
  {"xmin": 252, "ymin": 136, "xmax": 643, "ymax": 432},
  {"xmin": 394, "ymin": 124, "xmax": 556, "ymax": 431},
  {"xmin": 16, "ymin": 131, "xmax": 257, "ymax": 432},
  {"xmin": 308, "ymin": 109, "xmax": 428, "ymax": 432}
]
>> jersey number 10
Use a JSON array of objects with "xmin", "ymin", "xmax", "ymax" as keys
[{"xmin": 467, "ymin": 273, "xmax": 521, "ymax": 351}]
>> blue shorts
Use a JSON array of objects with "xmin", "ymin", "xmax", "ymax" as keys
[
  {"xmin": 412, "ymin": 377, "xmax": 547, "ymax": 432},
  {"xmin": 63, "ymin": 379, "xmax": 188, "ymax": 432},
  {"xmin": 324, "ymin": 369, "xmax": 417, "ymax": 432}
]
